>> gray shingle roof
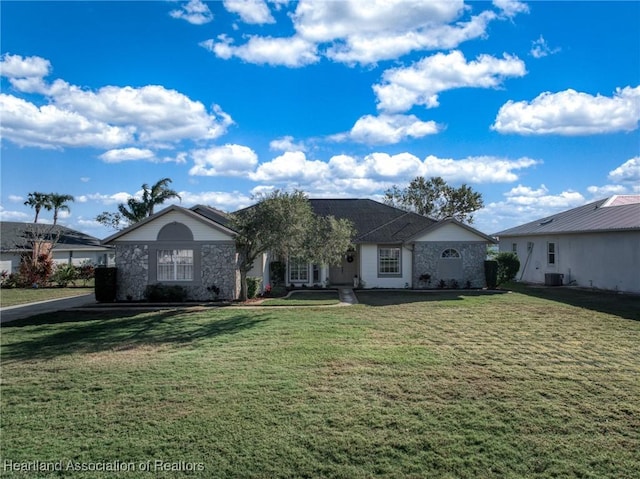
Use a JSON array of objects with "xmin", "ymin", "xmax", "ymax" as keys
[
  {"xmin": 494, "ymin": 196, "xmax": 640, "ymax": 237},
  {"xmin": 190, "ymin": 204, "xmax": 231, "ymax": 227},
  {"xmin": 308, "ymin": 199, "xmax": 436, "ymax": 243},
  {"xmin": 1, "ymin": 222, "xmax": 110, "ymax": 252}
]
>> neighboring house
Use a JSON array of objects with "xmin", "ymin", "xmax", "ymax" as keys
[
  {"xmin": 102, "ymin": 205, "xmax": 240, "ymax": 301},
  {"xmin": 494, "ymin": 195, "xmax": 640, "ymax": 293},
  {"xmin": 103, "ymin": 199, "xmax": 496, "ymax": 301},
  {"xmin": 0, "ymin": 221, "xmax": 114, "ymax": 274}
]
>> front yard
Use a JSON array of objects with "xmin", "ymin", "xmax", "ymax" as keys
[{"xmin": 1, "ymin": 287, "xmax": 638, "ymax": 478}]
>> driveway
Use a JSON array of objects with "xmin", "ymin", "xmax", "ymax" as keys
[{"xmin": 0, "ymin": 293, "xmax": 96, "ymax": 324}]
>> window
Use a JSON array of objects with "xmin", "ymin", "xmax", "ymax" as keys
[
  {"xmin": 441, "ymin": 248, "xmax": 461, "ymax": 259},
  {"xmin": 157, "ymin": 249, "xmax": 193, "ymax": 281},
  {"xmin": 379, "ymin": 247, "xmax": 401, "ymax": 275},
  {"xmin": 512, "ymin": 243, "xmax": 518, "ymax": 255},
  {"xmin": 289, "ymin": 257, "xmax": 309, "ymax": 282},
  {"xmin": 547, "ymin": 242, "xmax": 556, "ymax": 265},
  {"xmin": 312, "ymin": 264, "xmax": 321, "ymax": 283}
]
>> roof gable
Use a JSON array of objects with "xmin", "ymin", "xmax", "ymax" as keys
[
  {"xmin": 102, "ymin": 205, "xmax": 236, "ymax": 244},
  {"xmin": 494, "ymin": 197, "xmax": 640, "ymax": 237},
  {"xmin": 411, "ymin": 219, "xmax": 497, "ymax": 243}
]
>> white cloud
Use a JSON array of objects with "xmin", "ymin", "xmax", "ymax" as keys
[
  {"xmin": 607, "ymin": 157, "xmax": 640, "ymax": 184},
  {"xmin": 178, "ymin": 190, "xmax": 253, "ymax": 211},
  {"xmin": 586, "ymin": 184, "xmax": 631, "ymax": 197},
  {"xmin": 189, "ymin": 144, "xmax": 259, "ymax": 176},
  {"xmin": 80, "ymin": 177, "xmax": 91, "ymax": 183},
  {"xmin": 169, "ymin": 0, "xmax": 213, "ymax": 25},
  {"xmin": 99, "ymin": 148, "xmax": 155, "ymax": 163},
  {"xmin": 269, "ymin": 136, "xmax": 306, "ymax": 152},
  {"xmin": 86, "ymin": 192, "xmax": 135, "ymax": 205},
  {"xmin": 423, "ymin": 155, "xmax": 540, "ymax": 183},
  {"xmin": 492, "ymin": 0, "xmax": 529, "ymax": 18},
  {"xmin": 250, "ymin": 151, "xmax": 330, "ymax": 181},
  {"xmin": 478, "ymin": 184, "xmax": 586, "ymax": 234},
  {"xmin": 223, "ymin": 0, "xmax": 274, "ymax": 24},
  {"xmin": 8, "ymin": 195, "xmax": 23, "ymax": 202},
  {"xmin": 201, "ymin": 34, "xmax": 319, "ymax": 67},
  {"xmin": 530, "ymin": 35, "xmax": 560, "ymax": 59},
  {"xmin": 0, "ymin": 93, "xmax": 134, "ymax": 149},
  {"xmin": 0, "ymin": 53, "xmax": 51, "ymax": 78},
  {"xmin": 492, "ymin": 86, "xmax": 640, "ymax": 135},
  {"xmin": 343, "ymin": 114, "xmax": 440, "ymax": 145},
  {"xmin": 0, "ymin": 206, "xmax": 30, "ymax": 221},
  {"xmin": 0, "ymin": 54, "xmax": 234, "ymax": 150},
  {"xmin": 202, "ymin": 1, "xmax": 525, "ymax": 66},
  {"xmin": 374, "ymin": 50, "xmax": 526, "ymax": 113}
]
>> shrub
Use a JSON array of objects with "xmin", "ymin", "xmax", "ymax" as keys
[
  {"xmin": 95, "ymin": 267, "xmax": 117, "ymax": 302},
  {"xmin": 77, "ymin": 262, "xmax": 95, "ymax": 285},
  {"xmin": 19, "ymin": 253, "xmax": 54, "ymax": 287},
  {"xmin": 144, "ymin": 283, "xmax": 188, "ymax": 302},
  {"xmin": 247, "ymin": 277, "xmax": 262, "ymax": 299},
  {"xmin": 484, "ymin": 260, "xmax": 498, "ymax": 289},
  {"xmin": 496, "ymin": 252, "xmax": 520, "ymax": 286},
  {"xmin": 269, "ymin": 261, "xmax": 285, "ymax": 286},
  {"xmin": 52, "ymin": 263, "xmax": 78, "ymax": 287}
]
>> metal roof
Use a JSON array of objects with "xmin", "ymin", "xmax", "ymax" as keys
[{"xmin": 494, "ymin": 196, "xmax": 640, "ymax": 237}]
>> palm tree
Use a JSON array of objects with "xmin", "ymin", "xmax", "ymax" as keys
[
  {"xmin": 48, "ymin": 193, "xmax": 75, "ymax": 225},
  {"xmin": 24, "ymin": 192, "xmax": 51, "ymax": 223},
  {"xmin": 141, "ymin": 177, "xmax": 181, "ymax": 216}
]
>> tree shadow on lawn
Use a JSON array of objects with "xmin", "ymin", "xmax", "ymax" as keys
[
  {"xmin": 355, "ymin": 290, "xmax": 507, "ymax": 307},
  {"xmin": 507, "ymin": 283, "xmax": 640, "ymax": 322},
  {"xmin": 1, "ymin": 309, "xmax": 269, "ymax": 362}
]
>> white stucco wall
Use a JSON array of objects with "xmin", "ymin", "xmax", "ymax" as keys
[
  {"xmin": 414, "ymin": 222, "xmax": 488, "ymax": 242},
  {"xmin": 116, "ymin": 210, "xmax": 233, "ymax": 242},
  {"xmin": 360, "ymin": 244, "xmax": 413, "ymax": 288},
  {"xmin": 500, "ymin": 231, "xmax": 640, "ymax": 293}
]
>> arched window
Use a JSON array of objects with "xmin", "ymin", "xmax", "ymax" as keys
[
  {"xmin": 441, "ymin": 248, "xmax": 460, "ymax": 259},
  {"xmin": 157, "ymin": 222, "xmax": 193, "ymax": 241}
]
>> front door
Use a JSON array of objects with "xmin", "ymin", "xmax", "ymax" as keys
[{"xmin": 329, "ymin": 251, "xmax": 358, "ymax": 285}]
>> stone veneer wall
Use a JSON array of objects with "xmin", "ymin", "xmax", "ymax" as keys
[
  {"xmin": 115, "ymin": 244, "xmax": 149, "ymax": 300},
  {"xmin": 195, "ymin": 243, "xmax": 238, "ymax": 300},
  {"xmin": 413, "ymin": 242, "xmax": 487, "ymax": 288},
  {"xmin": 114, "ymin": 243, "xmax": 238, "ymax": 301}
]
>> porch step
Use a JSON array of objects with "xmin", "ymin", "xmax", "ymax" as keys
[{"xmin": 338, "ymin": 288, "xmax": 358, "ymax": 305}]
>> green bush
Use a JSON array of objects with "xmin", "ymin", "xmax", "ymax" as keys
[
  {"xmin": 52, "ymin": 264, "xmax": 79, "ymax": 287},
  {"xmin": 144, "ymin": 283, "xmax": 188, "ymax": 302},
  {"xmin": 496, "ymin": 252, "xmax": 520, "ymax": 286},
  {"xmin": 269, "ymin": 261, "xmax": 285, "ymax": 286},
  {"xmin": 484, "ymin": 260, "xmax": 498, "ymax": 289},
  {"xmin": 247, "ymin": 277, "xmax": 262, "ymax": 299}
]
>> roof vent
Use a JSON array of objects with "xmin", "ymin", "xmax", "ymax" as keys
[{"xmin": 539, "ymin": 218, "xmax": 554, "ymax": 226}]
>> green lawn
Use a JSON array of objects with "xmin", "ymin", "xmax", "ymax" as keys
[
  {"xmin": 1, "ymin": 287, "xmax": 639, "ymax": 478},
  {"xmin": 0, "ymin": 286, "xmax": 93, "ymax": 308},
  {"xmin": 261, "ymin": 290, "xmax": 341, "ymax": 306}
]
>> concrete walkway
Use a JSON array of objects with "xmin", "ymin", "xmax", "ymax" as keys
[
  {"xmin": 0, "ymin": 293, "xmax": 96, "ymax": 324},
  {"xmin": 338, "ymin": 288, "xmax": 358, "ymax": 305}
]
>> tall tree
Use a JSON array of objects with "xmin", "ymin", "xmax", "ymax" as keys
[
  {"xmin": 142, "ymin": 177, "xmax": 182, "ymax": 216},
  {"xmin": 96, "ymin": 178, "xmax": 181, "ymax": 230},
  {"xmin": 24, "ymin": 192, "xmax": 51, "ymax": 223},
  {"xmin": 384, "ymin": 176, "xmax": 483, "ymax": 224},
  {"xmin": 48, "ymin": 193, "xmax": 75, "ymax": 225},
  {"xmin": 230, "ymin": 190, "xmax": 354, "ymax": 301}
]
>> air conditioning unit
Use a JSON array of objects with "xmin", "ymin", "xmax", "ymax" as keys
[{"xmin": 545, "ymin": 273, "xmax": 564, "ymax": 286}]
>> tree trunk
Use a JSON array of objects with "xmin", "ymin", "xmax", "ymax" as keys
[{"xmin": 239, "ymin": 269, "xmax": 248, "ymax": 302}]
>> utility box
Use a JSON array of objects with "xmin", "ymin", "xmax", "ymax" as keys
[{"xmin": 545, "ymin": 273, "xmax": 564, "ymax": 286}]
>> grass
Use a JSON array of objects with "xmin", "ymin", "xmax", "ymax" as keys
[
  {"xmin": 0, "ymin": 286, "xmax": 93, "ymax": 308},
  {"xmin": 261, "ymin": 290, "xmax": 341, "ymax": 306},
  {"xmin": 1, "ymin": 286, "xmax": 639, "ymax": 478}
]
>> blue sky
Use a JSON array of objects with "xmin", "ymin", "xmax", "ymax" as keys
[{"xmin": 1, "ymin": 0, "xmax": 638, "ymax": 239}]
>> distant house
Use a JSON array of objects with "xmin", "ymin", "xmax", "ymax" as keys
[
  {"xmin": 103, "ymin": 199, "xmax": 496, "ymax": 301},
  {"xmin": 494, "ymin": 195, "xmax": 640, "ymax": 293},
  {"xmin": 0, "ymin": 221, "xmax": 114, "ymax": 273}
]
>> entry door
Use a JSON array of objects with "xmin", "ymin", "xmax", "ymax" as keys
[{"xmin": 329, "ymin": 252, "xmax": 358, "ymax": 285}]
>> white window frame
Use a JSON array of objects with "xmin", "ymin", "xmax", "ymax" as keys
[
  {"xmin": 378, "ymin": 247, "xmax": 401, "ymax": 276},
  {"xmin": 441, "ymin": 248, "xmax": 461, "ymax": 259},
  {"xmin": 157, "ymin": 249, "xmax": 194, "ymax": 281},
  {"xmin": 547, "ymin": 242, "xmax": 556, "ymax": 265},
  {"xmin": 289, "ymin": 257, "xmax": 309, "ymax": 283}
]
